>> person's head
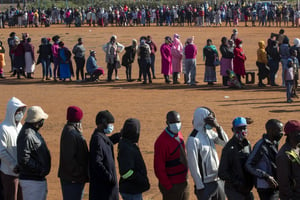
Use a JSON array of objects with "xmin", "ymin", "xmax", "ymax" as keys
[
  {"xmin": 27, "ymin": 38, "xmax": 31, "ymax": 43},
  {"xmin": 221, "ymin": 37, "xmax": 228, "ymax": 45},
  {"xmin": 140, "ymin": 39, "xmax": 145, "ymax": 45},
  {"xmin": 146, "ymin": 35, "xmax": 152, "ymax": 42},
  {"xmin": 132, "ymin": 39, "xmax": 137, "ymax": 47},
  {"xmin": 121, "ymin": 118, "xmax": 140, "ymax": 143},
  {"xmin": 258, "ymin": 40, "xmax": 265, "ymax": 49},
  {"xmin": 284, "ymin": 120, "xmax": 300, "ymax": 148},
  {"xmin": 288, "ymin": 58, "xmax": 293, "ymax": 68},
  {"xmin": 174, "ymin": 33, "xmax": 180, "ymax": 40},
  {"xmin": 265, "ymin": 119, "xmax": 284, "ymax": 142},
  {"xmin": 41, "ymin": 37, "xmax": 47, "ymax": 45},
  {"xmin": 52, "ymin": 35, "xmax": 60, "ymax": 43},
  {"xmin": 166, "ymin": 111, "xmax": 181, "ymax": 134},
  {"xmin": 58, "ymin": 41, "xmax": 64, "ymax": 47},
  {"xmin": 291, "ymin": 49, "xmax": 298, "ymax": 57},
  {"xmin": 235, "ymin": 38, "xmax": 242, "ymax": 48},
  {"xmin": 9, "ymin": 32, "xmax": 16, "ymax": 38},
  {"xmin": 232, "ymin": 117, "xmax": 248, "ymax": 141},
  {"xmin": 90, "ymin": 50, "xmax": 96, "ymax": 57},
  {"xmin": 233, "ymin": 28, "xmax": 238, "ymax": 34},
  {"xmin": 186, "ymin": 36, "xmax": 194, "ymax": 44},
  {"xmin": 67, "ymin": 106, "xmax": 83, "ymax": 123},
  {"xmin": 95, "ymin": 110, "xmax": 115, "ymax": 134},
  {"xmin": 78, "ymin": 37, "xmax": 82, "ymax": 45},
  {"xmin": 294, "ymin": 38, "xmax": 300, "ymax": 48},
  {"xmin": 165, "ymin": 36, "xmax": 172, "ymax": 44},
  {"xmin": 207, "ymin": 39, "xmax": 212, "ymax": 46},
  {"xmin": 283, "ymin": 36, "xmax": 289, "ymax": 44},
  {"xmin": 193, "ymin": 107, "xmax": 215, "ymax": 131},
  {"xmin": 110, "ymin": 35, "xmax": 117, "ymax": 43},
  {"xmin": 25, "ymin": 106, "xmax": 48, "ymax": 130},
  {"xmin": 279, "ymin": 29, "xmax": 285, "ymax": 34}
]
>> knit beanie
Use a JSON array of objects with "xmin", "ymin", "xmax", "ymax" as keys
[{"xmin": 67, "ymin": 106, "xmax": 83, "ymax": 122}]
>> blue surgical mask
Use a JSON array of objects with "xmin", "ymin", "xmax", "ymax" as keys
[
  {"xmin": 169, "ymin": 122, "xmax": 182, "ymax": 134},
  {"xmin": 205, "ymin": 124, "xmax": 213, "ymax": 130},
  {"xmin": 104, "ymin": 124, "xmax": 114, "ymax": 134},
  {"xmin": 15, "ymin": 112, "xmax": 24, "ymax": 122}
]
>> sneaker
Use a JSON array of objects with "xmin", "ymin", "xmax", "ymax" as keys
[
  {"xmin": 287, "ymin": 99, "xmax": 293, "ymax": 103},
  {"xmin": 115, "ymin": 76, "xmax": 119, "ymax": 80}
]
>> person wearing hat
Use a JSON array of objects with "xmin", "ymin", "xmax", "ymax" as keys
[
  {"xmin": 17, "ymin": 106, "xmax": 50, "ymax": 200},
  {"xmin": 171, "ymin": 34, "xmax": 183, "ymax": 84},
  {"xmin": 154, "ymin": 111, "xmax": 189, "ymax": 200},
  {"xmin": 52, "ymin": 35, "xmax": 60, "ymax": 81},
  {"xmin": 246, "ymin": 119, "xmax": 283, "ymax": 200},
  {"xmin": 58, "ymin": 41, "xmax": 74, "ymax": 82},
  {"xmin": 276, "ymin": 120, "xmax": 300, "ymax": 200},
  {"xmin": 186, "ymin": 107, "xmax": 227, "ymax": 200},
  {"xmin": 86, "ymin": 50, "xmax": 104, "ymax": 82},
  {"xmin": 160, "ymin": 36, "xmax": 173, "ymax": 84},
  {"xmin": 184, "ymin": 36, "xmax": 198, "ymax": 86},
  {"xmin": 89, "ymin": 110, "xmax": 120, "ymax": 200},
  {"xmin": 118, "ymin": 118, "xmax": 150, "ymax": 200},
  {"xmin": 58, "ymin": 106, "xmax": 89, "ymax": 200},
  {"xmin": 102, "ymin": 35, "xmax": 124, "ymax": 82},
  {"xmin": 218, "ymin": 117, "xmax": 254, "ymax": 200},
  {"xmin": 72, "ymin": 38, "xmax": 86, "ymax": 81},
  {"xmin": 0, "ymin": 97, "xmax": 26, "ymax": 200}
]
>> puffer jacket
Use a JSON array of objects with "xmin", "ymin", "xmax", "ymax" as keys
[{"xmin": 186, "ymin": 107, "xmax": 228, "ymax": 190}]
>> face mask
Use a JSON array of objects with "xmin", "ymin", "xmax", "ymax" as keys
[
  {"xmin": 235, "ymin": 129, "xmax": 248, "ymax": 141},
  {"xmin": 15, "ymin": 112, "xmax": 24, "ymax": 122},
  {"xmin": 104, "ymin": 124, "xmax": 114, "ymax": 134},
  {"xmin": 35, "ymin": 119, "xmax": 44, "ymax": 130},
  {"xmin": 205, "ymin": 124, "xmax": 213, "ymax": 130},
  {"xmin": 239, "ymin": 44, "xmax": 243, "ymax": 48},
  {"xmin": 169, "ymin": 122, "xmax": 181, "ymax": 134}
]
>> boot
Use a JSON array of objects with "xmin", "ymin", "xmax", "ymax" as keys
[{"xmin": 164, "ymin": 75, "xmax": 171, "ymax": 83}]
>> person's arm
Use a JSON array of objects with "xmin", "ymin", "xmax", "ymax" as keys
[
  {"xmin": 218, "ymin": 145, "xmax": 233, "ymax": 182},
  {"xmin": 0, "ymin": 129, "xmax": 17, "ymax": 171},
  {"xmin": 186, "ymin": 136, "xmax": 205, "ymax": 190},
  {"xmin": 117, "ymin": 42, "xmax": 125, "ymax": 53},
  {"xmin": 246, "ymin": 140, "xmax": 268, "ymax": 177}
]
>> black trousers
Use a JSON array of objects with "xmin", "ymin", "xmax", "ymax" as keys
[{"xmin": 75, "ymin": 57, "xmax": 85, "ymax": 80}]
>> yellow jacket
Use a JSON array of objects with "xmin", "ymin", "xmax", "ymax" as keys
[{"xmin": 257, "ymin": 41, "xmax": 268, "ymax": 65}]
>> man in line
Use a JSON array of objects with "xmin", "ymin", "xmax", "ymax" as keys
[
  {"xmin": 246, "ymin": 119, "xmax": 283, "ymax": 200},
  {"xmin": 72, "ymin": 38, "xmax": 86, "ymax": 81},
  {"xmin": 186, "ymin": 107, "xmax": 227, "ymax": 200},
  {"xmin": 17, "ymin": 106, "xmax": 50, "ymax": 200},
  {"xmin": 86, "ymin": 50, "xmax": 104, "ymax": 82},
  {"xmin": 0, "ymin": 97, "xmax": 26, "ymax": 200},
  {"xmin": 154, "ymin": 111, "xmax": 189, "ymax": 200}
]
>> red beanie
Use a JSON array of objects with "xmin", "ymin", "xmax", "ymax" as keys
[{"xmin": 67, "ymin": 106, "xmax": 83, "ymax": 122}]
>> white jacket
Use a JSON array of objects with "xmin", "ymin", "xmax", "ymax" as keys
[
  {"xmin": 186, "ymin": 107, "xmax": 228, "ymax": 190},
  {"xmin": 0, "ymin": 97, "xmax": 26, "ymax": 176}
]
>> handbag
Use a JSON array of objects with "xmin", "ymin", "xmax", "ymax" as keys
[{"xmin": 214, "ymin": 55, "xmax": 220, "ymax": 66}]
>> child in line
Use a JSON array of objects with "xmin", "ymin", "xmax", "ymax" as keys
[{"xmin": 285, "ymin": 58, "xmax": 295, "ymax": 103}]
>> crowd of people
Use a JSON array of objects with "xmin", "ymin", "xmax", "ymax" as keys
[
  {"xmin": 0, "ymin": 1, "xmax": 300, "ymax": 28},
  {"xmin": 0, "ymin": 97, "xmax": 300, "ymax": 200}
]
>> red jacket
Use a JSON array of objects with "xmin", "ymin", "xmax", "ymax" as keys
[
  {"xmin": 233, "ymin": 38, "xmax": 246, "ymax": 77},
  {"xmin": 154, "ymin": 129, "xmax": 188, "ymax": 190}
]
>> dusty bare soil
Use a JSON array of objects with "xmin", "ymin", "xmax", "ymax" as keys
[{"xmin": 0, "ymin": 24, "xmax": 300, "ymax": 200}]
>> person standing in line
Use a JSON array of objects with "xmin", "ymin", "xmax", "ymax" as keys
[
  {"xmin": 160, "ymin": 36, "xmax": 173, "ymax": 84},
  {"xmin": 37, "ymin": 38, "xmax": 53, "ymax": 81},
  {"xmin": 146, "ymin": 35, "xmax": 157, "ymax": 79},
  {"xmin": 137, "ymin": 39, "xmax": 152, "ymax": 84},
  {"xmin": 233, "ymin": 38, "xmax": 246, "ymax": 84},
  {"xmin": 58, "ymin": 106, "xmax": 89, "ymax": 200},
  {"xmin": 51, "ymin": 35, "xmax": 60, "ymax": 81},
  {"xmin": 186, "ymin": 107, "xmax": 227, "ymax": 200},
  {"xmin": 284, "ymin": 58, "xmax": 295, "ymax": 103},
  {"xmin": 17, "ymin": 106, "xmax": 50, "ymax": 200},
  {"xmin": 0, "ymin": 97, "xmax": 26, "ymax": 200},
  {"xmin": 58, "ymin": 41, "xmax": 74, "ymax": 82},
  {"xmin": 171, "ymin": 33, "xmax": 183, "ymax": 84},
  {"xmin": 118, "ymin": 118, "xmax": 150, "ymax": 200},
  {"xmin": 220, "ymin": 37, "xmax": 234, "ymax": 86},
  {"xmin": 102, "ymin": 35, "xmax": 124, "ymax": 81},
  {"xmin": 23, "ymin": 38, "xmax": 35, "ymax": 79},
  {"xmin": 154, "ymin": 111, "xmax": 189, "ymax": 200},
  {"xmin": 7, "ymin": 32, "xmax": 17, "ymax": 73},
  {"xmin": 0, "ymin": 40, "xmax": 5, "ymax": 78},
  {"xmin": 203, "ymin": 39, "xmax": 219, "ymax": 85},
  {"xmin": 256, "ymin": 40, "xmax": 269, "ymax": 87},
  {"xmin": 184, "ymin": 37, "xmax": 198, "ymax": 86},
  {"xmin": 266, "ymin": 33, "xmax": 280, "ymax": 86},
  {"xmin": 72, "ymin": 38, "xmax": 86, "ymax": 82},
  {"xmin": 276, "ymin": 120, "xmax": 300, "ymax": 200},
  {"xmin": 245, "ymin": 119, "xmax": 284, "ymax": 200},
  {"xmin": 218, "ymin": 117, "xmax": 254, "ymax": 200},
  {"xmin": 279, "ymin": 36, "xmax": 290, "ymax": 87},
  {"xmin": 89, "ymin": 110, "xmax": 120, "ymax": 200},
  {"xmin": 121, "ymin": 39, "xmax": 137, "ymax": 82}
]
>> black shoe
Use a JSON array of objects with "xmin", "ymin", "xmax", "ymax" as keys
[
  {"xmin": 137, "ymin": 78, "xmax": 141, "ymax": 82},
  {"xmin": 258, "ymin": 83, "xmax": 266, "ymax": 87},
  {"xmin": 271, "ymin": 83, "xmax": 279, "ymax": 86},
  {"xmin": 142, "ymin": 81, "xmax": 147, "ymax": 84},
  {"xmin": 153, "ymin": 76, "xmax": 156, "ymax": 79}
]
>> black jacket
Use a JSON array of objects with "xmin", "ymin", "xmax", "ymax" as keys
[
  {"xmin": 218, "ymin": 136, "xmax": 253, "ymax": 195},
  {"xmin": 17, "ymin": 123, "xmax": 51, "ymax": 181},
  {"xmin": 118, "ymin": 118, "xmax": 150, "ymax": 194},
  {"xmin": 220, "ymin": 44, "xmax": 234, "ymax": 59},
  {"xmin": 89, "ymin": 129, "xmax": 119, "ymax": 200},
  {"xmin": 121, "ymin": 45, "xmax": 136, "ymax": 66},
  {"xmin": 58, "ymin": 122, "xmax": 89, "ymax": 183}
]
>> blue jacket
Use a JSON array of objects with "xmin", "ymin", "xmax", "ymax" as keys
[{"xmin": 86, "ymin": 56, "xmax": 98, "ymax": 74}]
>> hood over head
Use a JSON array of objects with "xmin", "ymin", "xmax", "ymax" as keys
[
  {"xmin": 193, "ymin": 107, "xmax": 211, "ymax": 131},
  {"xmin": 294, "ymin": 38, "xmax": 300, "ymax": 47},
  {"xmin": 235, "ymin": 38, "xmax": 242, "ymax": 47},
  {"xmin": 4, "ymin": 97, "xmax": 26, "ymax": 127},
  {"xmin": 258, "ymin": 40, "xmax": 265, "ymax": 49},
  {"xmin": 121, "ymin": 118, "xmax": 140, "ymax": 143}
]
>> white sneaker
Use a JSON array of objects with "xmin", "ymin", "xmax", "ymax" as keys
[{"xmin": 115, "ymin": 76, "xmax": 119, "ymax": 80}]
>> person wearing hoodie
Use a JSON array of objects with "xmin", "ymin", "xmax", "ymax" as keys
[
  {"xmin": 154, "ymin": 111, "xmax": 189, "ymax": 200},
  {"xmin": 58, "ymin": 106, "xmax": 89, "ymax": 200},
  {"xmin": 171, "ymin": 34, "xmax": 183, "ymax": 84},
  {"xmin": 0, "ymin": 97, "xmax": 26, "ymax": 200},
  {"xmin": 117, "ymin": 118, "xmax": 150, "ymax": 200},
  {"xmin": 233, "ymin": 38, "xmax": 246, "ymax": 84},
  {"xmin": 279, "ymin": 37, "xmax": 290, "ymax": 87},
  {"xmin": 186, "ymin": 107, "xmax": 228, "ymax": 200},
  {"xmin": 256, "ymin": 41, "xmax": 269, "ymax": 87},
  {"xmin": 218, "ymin": 117, "xmax": 254, "ymax": 200}
]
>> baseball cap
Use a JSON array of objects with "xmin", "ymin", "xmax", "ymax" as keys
[{"xmin": 232, "ymin": 117, "xmax": 247, "ymax": 128}]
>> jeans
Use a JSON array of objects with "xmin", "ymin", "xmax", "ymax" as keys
[
  {"xmin": 120, "ymin": 193, "xmax": 143, "ymax": 200},
  {"xmin": 19, "ymin": 179, "xmax": 47, "ymax": 200},
  {"xmin": 194, "ymin": 181, "xmax": 226, "ymax": 200},
  {"xmin": 286, "ymin": 80, "xmax": 293, "ymax": 101},
  {"xmin": 40, "ymin": 58, "xmax": 51, "ymax": 78},
  {"xmin": 281, "ymin": 58, "xmax": 288, "ymax": 86},
  {"xmin": 150, "ymin": 54, "xmax": 155, "ymax": 78},
  {"xmin": 140, "ymin": 58, "xmax": 151, "ymax": 83},
  {"xmin": 185, "ymin": 59, "xmax": 196, "ymax": 84},
  {"xmin": 268, "ymin": 59, "xmax": 279, "ymax": 85},
  {"xmin": 60, "ymin": 179, "xmax": 85, "ymax": 200}
]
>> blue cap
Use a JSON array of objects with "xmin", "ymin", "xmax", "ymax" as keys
[{"xmin": 232, "ymin": 117, "xmax": 247, "ymax": 127}]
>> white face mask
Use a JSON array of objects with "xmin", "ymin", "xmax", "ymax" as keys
[
  {"xmin": 169, "ymin": 122, "xmax": 182, "ymax": 134},
  {"xmin": 104, "ymin": 124, "xmax": 114, "ymax": 134},
  {"xmin": 239, "ymin": 44, "xmax": 243, "ymax": 48},
  {"xmin": 15, "ymin": 112, "xmax": 24, "ymax": 122}
]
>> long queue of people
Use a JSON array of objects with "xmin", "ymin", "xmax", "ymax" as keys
[
  {"xmin": 0, "ymin": 97, "xmax": 300, "ymax": 200},
  {"xmin": 0, "ymin": 1, "xmax": 300, "ymax": 29}
]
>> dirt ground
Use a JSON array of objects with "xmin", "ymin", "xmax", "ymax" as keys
[{"xmin": 0, "ymin": 24, "xmax": 300, "ymax": 200}]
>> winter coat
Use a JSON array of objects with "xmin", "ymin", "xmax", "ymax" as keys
[
  {"xmin": 121, "ymin": 45, "xmax": 136, "ymax": 66},
  {"xmin": 160, "ymin": 43, "xmax": 172, "ymax": 75},
  {"xmin": 233, "ymin": 38, "xmax": 246, "ymax": 77},
  {"xmin": 0, "ymin": 97, "xmax": 26, "ymax": 176},
  {"xmin": 257, "ymin": 41, "xmax": 268, "ymax": 64},
  {"xmin": 171, "ymin": 38, "xmax": 183, "ymax": 73},
  {"xmin": 118, "ymin": 119, "xmax": 150, "ymax": 194}
]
